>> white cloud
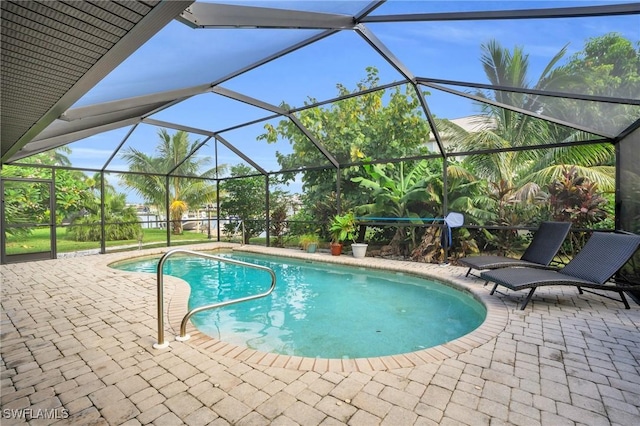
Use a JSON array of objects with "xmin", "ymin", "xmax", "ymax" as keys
[{"xmin": 70, "ymin": 147, "xmax": 115, "ymax": 158}]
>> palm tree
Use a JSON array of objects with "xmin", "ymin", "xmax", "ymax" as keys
[
  {"xmin": 120, "ymin": 129, "xmax": 222, "ymax": 234},
  {"xmin": 454, "ymin": 40, "xmax": 615, "ymax": 224}
]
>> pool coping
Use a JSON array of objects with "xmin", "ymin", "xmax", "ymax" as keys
[{"xmin": 106, "ymin": 242, "xmax": 509, "ymax": 372}]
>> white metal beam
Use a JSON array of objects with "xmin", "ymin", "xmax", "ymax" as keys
[
  {"xmin": 211, "ymin": 87, "xmax": 288, "ymax": 115},
  {"xmin": 177, "ymin": 2, "xmax": 355, "ymax": 29},
  {"xmin": 362, "ymin": 3, "xmax": 640, "ymax": 23},
  {"xmin": 9, "ymin": 118, "xmax": 140, "ymax": 163}
]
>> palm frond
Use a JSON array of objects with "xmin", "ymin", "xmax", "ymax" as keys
[{"xmin": 524, "ymin": 165, "xmax": 615, "ymax": 192}]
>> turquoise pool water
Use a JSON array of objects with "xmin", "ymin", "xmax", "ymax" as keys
[{"xmin": 114, "ymin": 252, "xmax": 486, "ymax": 358}]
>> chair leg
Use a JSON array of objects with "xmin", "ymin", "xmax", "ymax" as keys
[
  {"xmin": 578, "ymin": 287, "xmax": 630, "ymax": 309},
  {"xmin": 489, "ymin": 283, "xmax": 498, "ymax": 295},
  {"xmin": 465, "ymin": 268, "xmax": 472, "ymax": 277},
  {"xmin": 519, "ymin": 288, "xmax": 537, "ymax": 310},
  {"xmin": 619, "ymin": 291, "xmax": 630, "ymax": 309}
]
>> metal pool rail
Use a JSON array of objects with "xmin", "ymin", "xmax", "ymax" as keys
[{"xmin": 153, "ymin": 248, "xmax": 276, "ymax": 349}]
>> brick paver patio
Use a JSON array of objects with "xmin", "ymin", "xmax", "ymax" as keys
[{"xmin": 2, "ymin": 243, "xmax": 639, "ymax": 425}]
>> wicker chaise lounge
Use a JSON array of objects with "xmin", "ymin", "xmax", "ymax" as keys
[
  {"xmin": 459, "ymin": 221, "xmax": 572, "ymax": 278},
  {"xmin": 481, "ymin": 231, "xmax": 640, "ymax": 310}
]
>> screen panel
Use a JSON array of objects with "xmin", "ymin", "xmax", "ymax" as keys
[
  {"xmin": 223, "ymin": 30, "xmax": 407, "ymax": 110},
  {"xmin": 619, "ymin": 127, "xmax": 640, "ymax": 234},
  {"xmin": 13, "ymin": 127, "xmax": 133, "ymax": 171},
  {"xmin": 73, "ymin": 22, "xmax": 326, "ymax": 106},
  {"xmin": 366, "ymin": 13, "xmax": 639, "ymax": 91},
  {"xmin": 293, "ymin": 83, "xmax": 435, "ymax": 163},
  {"xmin": 425, "ymin": 84, "xmax": 607, "ymax": 154},
  {"xmin": 106, "ymin": 124, "xmax": 211, "ymax": 176},
  {"xmin": 149, "ymin": 91, "xmax": 276, "ymax": 133},
  {"xmin": 218, "ymin": 117, "xmax": 334, "ymax": 173}
]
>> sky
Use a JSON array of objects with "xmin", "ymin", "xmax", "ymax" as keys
[{"xmin": 54, "ymin": 0, "xmax": 640, "ymax": 203}]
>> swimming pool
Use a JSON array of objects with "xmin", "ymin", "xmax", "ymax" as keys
[{"xmin": 114, "ymin": 252, "xmax": 486, "ymax": 359}]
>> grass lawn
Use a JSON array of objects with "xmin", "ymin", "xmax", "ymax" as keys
[
  {"xmin": 5, "ymin": 226, "xmax": 320, "ymax": 257},
  {"xmin": 4, "ymin": 227, "xmax": 212, "ymax": 255}
]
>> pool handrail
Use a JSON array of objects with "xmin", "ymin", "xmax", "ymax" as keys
[{"xmin": 153, "ymin": 248, "xmax": 276, "ymax": 349}]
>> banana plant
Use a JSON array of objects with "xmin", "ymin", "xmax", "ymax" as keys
[{"xmin": 351, "ymin": 160, "xmax": 440, "ymax": 253}]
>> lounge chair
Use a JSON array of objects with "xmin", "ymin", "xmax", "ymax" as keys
[
  {"xmin": 459, "ymin": 221, "xmax": 572, "ymax": 277},
  {"xmin": 481, "ymin": 231, "xmax": 640, "ymax": 310}
]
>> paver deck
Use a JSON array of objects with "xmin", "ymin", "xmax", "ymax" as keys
[{"xmin": 2, "ymin": 242, "xmax": 639, "ymax": 425}]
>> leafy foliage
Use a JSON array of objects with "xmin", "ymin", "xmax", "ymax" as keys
[
  {"xmin": 546, "ymin": 166, "xmax": 608, "ymax": 226},
  {"xmin": 260, "ymin": 67, "xmax": 432, "ymax": 220},
  {"xmin": 220, "ymin": 164, "xmax": 267, "ymax": 243},
  {"xmin": 2, "ymin": 150, "xmax": 95, "ymax": 233},
  {"xmin": 329, "ymin": 212, "xmax": 357, "ymax": 244},
  {"xmin": 455, "ymin": 38, "xmax": 617, "ymax": 229},
  {"xmin": 556, "ymin": 32, "xmax": 640, "ymax": 129},
  {"xmin": 351, "ymin": 160, "xmax": 439, "ymax": 253},
  {"xmin": 67, "ymin": 208, "xmax": 140, "ymax": 242},
  {"xmin": 269, "ymin": 191, "xmax": 290, "ymax": 248},
  {"xmin": 66, "ymin": 175, "xmax": 142, "ymax": 242}
]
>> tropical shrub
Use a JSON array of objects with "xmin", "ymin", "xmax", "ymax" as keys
[
  {"xmin": 270, "ymin": 202, "xmax": 288, "ymax": 248},
  {"xmin": 329, "ymin": 212, "xmax": 357, "ymax": 244},
  {"xmin": 546, "ymin": 166, "xmax": 608, "ymax": 227},
  {"xmin": 67, "ymin": 209, "xmax": 141, "ymax": 242},
  {"xmin": 66, "ymin": 191, "xmax": 142, "ymax": 241},
  {"xmin": 220, "ymin": 165, "xmax": 267, "ymax": 244},
  {"xmin": 298, "ymin": 233, "xmax": 320, "ymax": 251},
  {"xmin": 539, "ymin": 165, "xmax": 610, "ymax": 252}
]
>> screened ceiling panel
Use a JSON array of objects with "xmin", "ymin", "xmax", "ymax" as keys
[
  {"xmin": 2, "ymin": 0, "xmax": 638, "ymax": 168},
  {"xmin": 426, "ymin": 86, "xmax": 606, "ymax": 154},
  {"xmin": 426, "ymin": 82, "xmax": 639, "ymax": 138},
  {"xmin": 173, "ymin": 137, "xmax": 217, "ymax": 178},
  {"xmin": 366, "ymin": 13, "xmax": 639, "ymax": 87},
  {"xmin": 295, "ymin": 83, "xmax": 435, "ymax": 162},
  {"xmin": 73, "ymin": 21, "xmax": 326, "ymax": 107},
  {"xmin": 102, "ymin": 123, "xmax": 205, "ymax": 173},
  {"xmin": 222, "ymin": 30, "xmax": 407, "ymax": 109},
  {"xmin": 419, "ymin": 83, "xmax": 481, "ymax": 122},
  {"xmin": 13, "ymin": 126, "xmax": 134, "ymax": 171},
  {"xmin": 9, "ymin": 99, "xmax": 171, "ymax": 162},
  {"xmin": 149, "ymin": 91, "xmax": 277, "ymax": 133},
  {"xmin": 215, "ymin": 141, "xmax": 260, "ymax": 179},
  {"xmin": 218, "ymin": 117, "xmax": 332, "ymax": 173},
  {"xmin": 0, "ymin": 0, "xmax": 189, "ymax": 163}
]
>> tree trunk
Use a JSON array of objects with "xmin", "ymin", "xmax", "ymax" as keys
[
  {"xmin": 410, "ymin": 225, "xmax": 442, "ymax": 263},
  {"xmin": 172, "ymin": 220, "xmax": 183, "ymax": 235},
  {"xmin": 381, "ymin": 226, "xmax": 405, "ymax": 257}
]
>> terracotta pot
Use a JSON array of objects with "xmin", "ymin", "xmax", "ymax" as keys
[{"xmin": 330, "ymin": 243, "xmax": 343, "ymax": 256}]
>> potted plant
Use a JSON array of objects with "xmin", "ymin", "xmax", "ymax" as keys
[
  {"xmin": 329, "ymin": 212, "xmax": 357, "ymax": 256},
  {"xmin": 299, "ymin": 233, "xmax": 319, "ymax": 253}
]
